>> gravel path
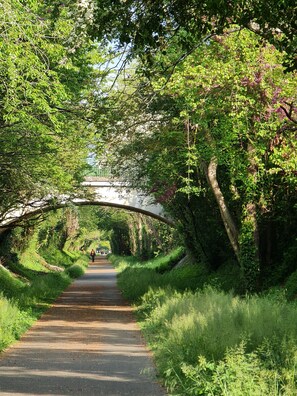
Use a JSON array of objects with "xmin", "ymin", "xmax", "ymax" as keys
[{"xmin": 0, "ymin": 257, "xmax": 166, "ymax": 396}]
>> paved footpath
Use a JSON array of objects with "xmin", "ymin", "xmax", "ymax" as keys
[{"xmin": 0, "ymin": 257, "xmax": 166, "ymax": 396}]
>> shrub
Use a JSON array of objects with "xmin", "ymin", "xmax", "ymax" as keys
[
  {"xmin": 154, "ymin": 247, "xmax": 185, "ymax": 273},
  {"xmin": 39, "ymin": 247, "xmax": 73, "ymax": 268},
  {"xmin": 141, "ymin": 287, "xmax": 297, "ymax": 394},
  {"xmin": 179, "ymin": 342, "xmax": 297, "ymax": 395},
  {"xmin": 112, "ymin": 253, "xmax": 297, "ymax": 393},
  {"xmin": 74, "ymin": 256, "xmax": 90, "ymax": 267},
  {"xmin": 65, "ymin": 263, "xmax": 85, "ymax": 278},
  {"xmin": 111, "ymin": 249, "xmax": 209, "ymax": 302}
]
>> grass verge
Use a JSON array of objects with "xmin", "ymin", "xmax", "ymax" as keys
[
  {"xmin": 110, "ymin": 251, "xmax": 297, "ymax": 395},
  {"xmin": 0, "ymin": 253, "xmax": 89, "ymax": 353}
]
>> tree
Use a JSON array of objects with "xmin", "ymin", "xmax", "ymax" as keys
[
  {"xmin": 0, "ymin": 0, "xmax": 104, "ymax": 223},
  {"xmin": 101, "ymin": 28, "xmax": 297, "ymax": 291},
  {"xmin": 91, "ymin": 0, "xmax": 297, "ymax": 70},
  {"xmin": 155, "ymin": 29, "xmax": 297, "ymax": 290}
]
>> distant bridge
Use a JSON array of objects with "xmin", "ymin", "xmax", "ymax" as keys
[
  {"xmin": 80, "ymin": 178, "xmax": 172, "ymax": 224},
  {"xmin": 0, "ymin": 177, "xmax": 173, "ymax": 229}
]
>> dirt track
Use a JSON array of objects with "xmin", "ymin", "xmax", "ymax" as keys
[{"xmin": 0, "ymin": 257, "xmax": 166, "ymax": 395}]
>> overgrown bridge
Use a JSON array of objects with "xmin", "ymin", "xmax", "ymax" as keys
[
  {"xmin": 0, "ymin": 177, "xmax": 173, "ymax": 230},
  {"xmin": 80, "ymin": 177, "xmax": 172, "ymax": 224}
]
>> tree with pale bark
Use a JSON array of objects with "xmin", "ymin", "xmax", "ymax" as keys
[{"xmin": 103, "ymin": 28, "xmax": 297, "ymax": 291}]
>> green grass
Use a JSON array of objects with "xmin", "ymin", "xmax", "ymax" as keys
[
  {"xmin": 38, "ymin": 247, "xmax": 74, "ymax": 268},
  {"xmin": 110, "ymin": 248, "xmax": 210, "ymax": 302},
  {"xmin": 65, "ymin": 256, "xmax": 89, "ymax": 279},
  {"xmin": 0, "ymin": 270, "xmax": 72, "ymax": 351},
  {"xmin": 150, "ymin": 289, "xmax": 297, "ymax": 395},
  {"xmin": 0, "ymin": 265, "xmax": 26, "ymax": 299},
  {"xmin": 0, "ymin": 246, "xmax": 89, "ymax": 352},
  {"xmin": 112, "ymin": 252, "xmax": 297, "ymax": 395},
  {"xmin": 0, "ymin": 265, "xmax": 75, "ymax": 352},
  {"xmin": 284, "ymin": 270, "xmax": 297, "ymax": 300},
  {"xmin": 0, "ymin": 293, "xmax": 34, "ymax": 351}
]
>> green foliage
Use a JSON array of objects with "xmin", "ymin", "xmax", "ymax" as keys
[
  {"xmin": 20, "ymin": 272, "xmax": 71, "ymax": 308},
  {"xmin": 113, "ymin": 253, "xmax": 297, "ymax": 394},
  {"xmin": 143, "ymin": 288, "xmax": 297, "ymax": 362},
  {"xmin": 154, "ymin": 247, "xmax": 185, "ymax": 273},
  {"xmin": 0, "ymin": 209, "xmax": 89, "ymax": 352},
  {"xmin": 102, "ymin": 26, "xmax": 297, "ymax": 291},
  {"xmin": 0, "ymin": 0, "xmax": 104, "ymax": 222},
  {"xmin": 180, "ymin": 342, "xmax": 297, "ymax": 395},
  {"xmin": 0, "ymin": 258, "xmax": 83, "ymax": 352},
  {"xmin": 111, "ymin": 250, "xmax": 242, "ymax": 304},
  {"xmin": 110, "ymin": 249, "xmax": 211, "ymax": 303},
  {"xmin": 39, "ymin": 248, "xmax": 73, "ymax": 268},
  {"xmin": 0, "ymin": 293, "xmax": 33, "ymax": 351},
  {"xmin": 92, "ymin": 0, "xmax": 296, "ymax": 70},
  {"xmin": 0, "ymin": 268, "xmax": 72, "ymax": 352},
  {"xmin": 74, "ymin": 256, "xmax": 90, "ymax": 267},
  {"xmin": 36, "ymin": 209, "xmax": 86, "ymax": 267},
  {"xmin": 65, "ymin": 263, "xmax": 85, "ymax": 279},
  {"xmin": 94, "ymin": 207, "xmax": 176, "ymax": 259},
  {"xmin": 78, "ymin": 207, "xmax": 103, "ymax": 233},
  {"xmin": 284, "ymin": 271, "xmax": 297, "ymax": 301},
  {"xmin": 146, "ymin": 287, "xmax": 297, "ymax": 394},
  {"xmin": 0, "ymin": 265, "xmax": 25, "ymax": 299},
  {"xmin": 239, "ymin": 220, "xmax": 260, "ymax": 292}
]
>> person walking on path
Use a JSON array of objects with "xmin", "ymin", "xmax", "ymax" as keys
[{"xmin": 90, "ymin": 248, "xmax": 96, "ymax": 262}]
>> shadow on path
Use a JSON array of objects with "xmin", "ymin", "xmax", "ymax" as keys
[{"xmin": 0, "ymin": 257, "xmax": 166, "ymax": 396}]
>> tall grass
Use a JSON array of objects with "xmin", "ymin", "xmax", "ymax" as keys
[
  {"xmin": 112, "ymin": 253, "xmax": 297, "ymax": 395},
  {"xmin": 0, "ymin": 270, "xmax": 74, "ymax": 352},
  {"xmin": 110, "ymin": 248, "xmax": 210, "ymax": 302},
  {"xmin": 0, "ymin": 266, "xmax": 25, "ymax": 299},
  {"xmin": 0, "ymin": 252, "xmax": 89, "ymax": 352},
  {"xmin": 143, "ymin": 288, "xmax": 297, "ymax": 392},
  {"xmin": 0, "ymin": 293, "xmax": 34, "ymax": 351}
]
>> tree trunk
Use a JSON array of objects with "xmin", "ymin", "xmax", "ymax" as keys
[{"xmin": 204, "ymin": 157, "xmax": 240, "ymax": 261}]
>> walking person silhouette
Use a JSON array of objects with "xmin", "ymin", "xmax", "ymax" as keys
[{"xmin": 90, "ymin": 249, "xmax": 96, "ymax": 262}]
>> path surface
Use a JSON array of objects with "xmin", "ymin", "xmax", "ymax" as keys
[{"xmin": 0, "ymin": 257, "xmax": 166, "ymax": 396}]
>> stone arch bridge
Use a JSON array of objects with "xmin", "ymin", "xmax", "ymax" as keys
[{"xmin": 0, "ymin": 178, "xmax": 173, "ymax": 230}]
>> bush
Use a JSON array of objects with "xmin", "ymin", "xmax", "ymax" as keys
[
  {"xmin": 14, "ymin": 272, "xmax": 71, "ymax": 311},
  {"xmin": 140, "ymin": 287, "xmax": 297, "ymax": 394},
  {"xmin": 65, "ymin": 263, "xmax": 85, "ymax": 278},
  {"xmin": 179, "ymin": 342, "xmax": 297, "ymax": 395},
  {"xmin": 74, "ymin": 256, "xmax": 90, "ymax": 267},
  {"xmin": 39, "ymin": 247, "xmax": 73, "ymax": 268},
  {"xmin": 0, "ymin": 269, "xmax": 72, "ymax": 353},
  {"xmin": 154, "ymin": 247, "xmax": 185, "ymax": 273},
  {"xmin": 64, "ymin": 254, "xmax": 89, "ymax": 278},
  {"xmin": 112, "ymin": 252, "xmax": 297, "ymax": 394}
]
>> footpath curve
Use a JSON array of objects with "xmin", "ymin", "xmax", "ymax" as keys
[{"xmin": 0, "ymin": 256, "xmax": 166, "ymax": 396}]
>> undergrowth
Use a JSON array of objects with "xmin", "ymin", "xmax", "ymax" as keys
[
  {"xmin": 0, "ymin": 231, "xmax": 89, "ymax": 352},
  {"xmin": 111, "ymin": 251, "xmax": 297, "ymax": 395}
]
